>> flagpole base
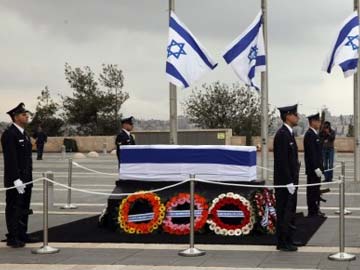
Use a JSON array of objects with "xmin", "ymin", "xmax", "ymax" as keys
[
  {"xmin": 328, "ymin": 252, "xmax": 356, "ymax": 261},
  {"xmin": 60, "ymin": 204, "xmax": 78, "ymax": 209},
  {"xmin": 178, "ymin": 248, "xmax": 206, "ymax": 257},
  {"xmin": 32, "ymin": 245, "xmax": 60, "ymax": 254}
]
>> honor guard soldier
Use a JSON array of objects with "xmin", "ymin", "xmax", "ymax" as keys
[
  {"xmin": 115, "ymin": 116, "xmax": 136, "ymax": 164},
  {"xmin": 1, "ymin": 103, "xmax": 38, "ymax": 247},
  {"xmin": 273, "ymin": 104, "xmax": 300, "ymax": 252},
  {"xmin": 304, "ymin": 113, "xmax": 326, "ymax": 217}
]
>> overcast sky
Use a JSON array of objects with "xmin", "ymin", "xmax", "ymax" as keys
[{"xmin": 0, "ymin": 0, "xmax": 356, "ymax": 122}]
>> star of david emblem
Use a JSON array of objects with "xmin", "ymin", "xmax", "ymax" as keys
[
  {"xmin": 345, "ymin": 35, "xmax": 359, "ymax": 50},
  {"xmin": 248, "ymin": 46, "xmax": 258, "ymax": 63},
  {"xmin": 167, "ymin": 39, "xmax": 186, "ymax": 59}
]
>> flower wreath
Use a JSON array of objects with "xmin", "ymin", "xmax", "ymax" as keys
[
  {"xmin": 118, "ymin": 192, "xmax": 165, "ymax": 234},
  {"xmin": 162, "ymin": 193, "xmax": 208, "ymax": 235},
  {"xmin": 207, "ymin": 192, "xmax": 255, "ymax": 236},
  {"xmin": 252, "ymin": 188, "xmax": 276, "ymax": 234}
]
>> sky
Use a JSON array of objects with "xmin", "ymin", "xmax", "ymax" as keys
[{"xmin": 0, "ymin": 0, "xmax": 356, "ymax": 122}]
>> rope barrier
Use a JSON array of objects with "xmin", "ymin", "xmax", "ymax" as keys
[
  {"xmin": 0, "ymin": 177, "xmax": 45, "ymax": 192},
  {"xmin": 72, "ymin": 162, "xmax": 118, "ymax": 176},
  {"xmin": 194, "ymin": 178, "xmax": 342, "ymax": 189},
  {"xmin": 42, "ymin": 177, "xmax": 190, "ymax": 197}
]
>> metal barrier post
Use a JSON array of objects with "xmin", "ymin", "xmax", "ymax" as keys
[
  {"xmin": 32, "ymin": 173, "xmax": 60, "ymax": 254},
  {"xmin": 45, "ymin": 171, "xmax": 54, "ymax": 207},
  {"xmin": 61, "ymin": 158, "xmax": 77, "ymax": 209},
  {"xmin": 103, "ymin": 143, "xmax": 107, "ymax": 155},
  {"xmin": 61, "ymin": 145, "xmax": 66, "ymax": 159},
  {"xmin": 179, "ymin": 174, "xmax": 205, "ymax": 257},
  {"xmin": 334, "ymin": 162, "xmax": 352, "ymax": 215},
  {"xmin": 328, "ymin": 162, "xmax": 356, "ymax": 261}
]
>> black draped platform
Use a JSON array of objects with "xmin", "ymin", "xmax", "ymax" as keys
[{"xmin": 28, "ymin": 180, "xmax": 327, "ymax": 245}]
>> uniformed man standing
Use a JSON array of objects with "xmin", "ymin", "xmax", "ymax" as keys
[
  {"xmin": 304, "ymin": 113, "xmax": 325, "ymax": 217},
  {"xmin": 273, "ymin": 104, "xmax": 300, "ymax": 252},
  {"xmin": 1, "ymin": 103, "xmax": 37, "ymax": 247},
  {"xmin": 115, "ymin": 116, "xmax": 136, "ymax": 165},
  {"xmin": 33, "ymin": 126, "xmax": 47, "ymax": 160}
]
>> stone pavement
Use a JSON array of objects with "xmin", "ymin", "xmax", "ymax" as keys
[{"xmin": 0, "ymin": 153, "xmax": 359, "ymax": 269}]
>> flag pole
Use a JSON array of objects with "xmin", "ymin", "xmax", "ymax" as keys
[
  {"xmin": 169, "ymin": 0, "xmax": 178, "ymax": 144},
  {"xmin": 355, "ymin": 0, "xmax": 360, "ymax": 181},
  {"xmin": 261, "ymin": 0, "xmax": 269, "ymax": 180}
]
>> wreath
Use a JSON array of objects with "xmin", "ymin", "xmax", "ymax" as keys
[
  {"xmin": 118, "ymin": 192, "xmax": 165, "ymax": 234},
  {"xmin": 207, "ymin": 192, "xmax": 255, "ymax": 236},
  {"xmin": 162, "ymin": 193, "xmax": 208, "ymax": 235},
  {"xmin": 252, "ymin": 188, "xmax": 276, "ymax": 234}
]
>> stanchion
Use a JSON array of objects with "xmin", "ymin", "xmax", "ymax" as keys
[
  {"xmin": 103, "ymin": 143, "xmax": 107, "ymax": 155},
  {"xmin": 45, "ymin": 171, "xmax": 54, "ymax": 207},
  {"xmin": 179, "ymin": 174, "xmax": 205, "ymax": 257},
  {"xmin": 334, "ymin": 163, "xmax": 352, "ymax": 215},
  {"xmin": 60, "ymin": 158, "xmax": 77, "ymax": 209},
  {"xmin": 328, "ymin": 162, "xmax": 356, "ymax": 261},
  {"xmin": 61, "ymin": 145, "xmax": 66, "ymax": 159},
  {"xmin": 32, "ymin": 173, "xmax": 60, "ymax": 254}
]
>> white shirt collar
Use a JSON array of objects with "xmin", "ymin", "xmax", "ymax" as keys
[
  {"xmin": 310, "ymin": 127, "xmax": 318, "ymax": 135},
  {"xmin": 13, "ymin": 123, "xmax": 24, "ymax": 134},
  {"xmin": 122, "ymin": 128, "xmax": 130, "ymax": 136},
  {"xmin": 284, "ymin": 123, "xmax": 293, "ymax": 134}
]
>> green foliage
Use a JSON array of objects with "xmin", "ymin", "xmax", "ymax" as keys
[
  {"xmin": 28, "ymin": 86, "xmax": 64, "ymax": 136},
  {"xmin": 61, "ymin": 63, "xmax": 129, "ymax": 135},
  {"xmin": 183, "ymin": 81, "xmax": 276, "ymax": 145}
]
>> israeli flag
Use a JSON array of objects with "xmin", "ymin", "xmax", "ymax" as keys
[
  {"xmin": 166, "ymin": 11, "xmax": 217, "ymax": 88},
  {"xmin": 223, "ymin": 12, "xmax": 266, "ymax": 90},
  {"xmin": 322, "ymin": 12, "xmax": 359, "ymax": 77}
]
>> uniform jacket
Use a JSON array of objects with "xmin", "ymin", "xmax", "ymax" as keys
[
  {"xmin": 304, "ymin": 128, "xmax": 323, "ymax": 176},
  {"xmin": 273, "ymin": 124, "xmax": 300, "ymax": 185},
  {"xmin": 33, "ymin": 131, "xmax": 47, "ymax": 145},
  {"xmin": 115, "ymin": 129, "xmax": 135, "ymax": 159},
  {"xmin": 1, "ymin": 124, "xmax": 33, "ymax": 187}
]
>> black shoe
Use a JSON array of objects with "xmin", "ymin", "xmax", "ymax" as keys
[
  {"xmin": 7, "ymin": 239, "xmax": 25, "ymax": 248},
  {"xmin": 308, "ymin": 212, "xmax": 326, "ymax": 218},
  {"xmin": 320, "ymin": 188, "xmax": 330, "ymax": 194},
  {"xmin": 21, "ymin": 235, "xmax": 40, "ymax": 243},
  {"xmin": 278, "ymin": 244, "xmax": 298, "ymax": 252},
  {"xmin": 292, "ymin": 240, "xmax": 303, "ymax": 246}
]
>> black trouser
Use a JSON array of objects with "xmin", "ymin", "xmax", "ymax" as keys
[
  {"xmin": 5, "ymin": 186, "xmax": 32, "ymax": 240},
  {"xmin": 36, "ymin": 144, "xmax": 44, "ymax": 159},
  {"xmin": 275, "ymin": 188, "xmax": 297, "ymax": 246},
  {"xmin": 306, "ymin": 174, "xmax": 321, "ymax": 215}
]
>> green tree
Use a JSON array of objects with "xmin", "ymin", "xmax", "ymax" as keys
[
  {"xmin": 28, "ymin": 86, "xmax": 64, "ymax": 136},
  {"xmin": 183, "ymin": 81, "xmax": 276, "ymax": 145},
  {"xmin": 347, "ymin": 117, "xmax": 354, "ymax": 137},
  {"xmin": 62, "ymin": 63, "xmax": 129, "ymax": 135}
]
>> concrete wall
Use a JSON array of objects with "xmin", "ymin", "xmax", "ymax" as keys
[
  {"xmin": 0, "ymin": 130, "xmax": 354, "ymax": 153},
  {"xmin": 0, "ymin": 129, "xmax": 232, "ymax": 153},
  {"xmin": 231, "ymin": 136, "xmax": 355, "ymax": 152}
]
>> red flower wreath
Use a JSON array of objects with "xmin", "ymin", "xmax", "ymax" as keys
[
  {"xmin": 207, "ymin": 193, "xmax": 255, "ymax": 236},
  {"xmin": 162, "ymin": 193, "xmax": 208, "ymax": 235},
  {"xmin": 118, "ymin": 192, "xmax": 165, "ymax": 234},
  {"xmin": 253, "ymin": 188, "xmax": 277, "ymax": 234}
]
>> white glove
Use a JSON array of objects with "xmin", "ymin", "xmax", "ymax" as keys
[
  {"xmin": 315, "ymin": 168, "xmax": 322, "ymax": 178},
  {"xmin": 13, "ymin": 179, "xmax": 26, "ymax": 194},
  {"xmin": 286, "ymin": 183, "xmax": 296, "ymax": 195}
]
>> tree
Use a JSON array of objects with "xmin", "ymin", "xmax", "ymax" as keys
[
  {"xmin": 61, "ymin": 63, "xmax": 129, "ymax": 135},
  {"xmin": 183, "ymin": 81, "xmax": 276, "ymax": 145},
  {"xmin": 347, "ymin": 116, "xmax": 354, "ymax": 137},
  {"xmin": 99, "ymin": 64, "xmax": 128, "ymax": 123},
  {"xmin": 28, "ymin": 86, "xmax": 64, "ymax": 136}
]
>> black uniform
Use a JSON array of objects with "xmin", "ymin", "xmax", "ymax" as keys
[
  {"xmin": 1, "ymin": 124, "xmax": 33, "ymax": 242},
  {"xmin": 115, "ymin": 129, "xmax": 135, "ymax": 163},
  {"xmin": 33, "ymin": 131, "xmax": 47, "ymax": 160},
  {"xmin": 304, "ymin": 128, "xmax": 323, "ymax": 216},
  {"xmin": 273, "ymin": 124, "xmax": 300, "ymax": 247}
]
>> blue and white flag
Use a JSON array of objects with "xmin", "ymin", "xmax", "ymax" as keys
[
  {"xmin": 223, "ymin": 12, "xmax": 266, "ymax": 90},
  {"xmin": 166, "ymin": 11, "xmax": 217, "ymax": 88},
  {"xmin": 322, "ymin": 12, "xmax": 359, "ymax": 77}
]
